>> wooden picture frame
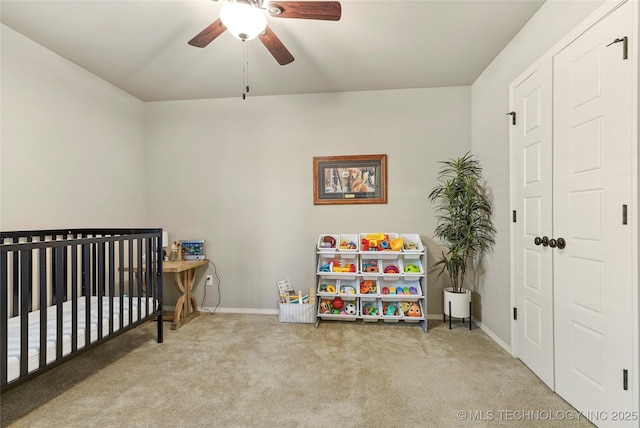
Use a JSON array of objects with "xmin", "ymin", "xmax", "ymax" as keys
[{"xmin": 313, "ymin": 154, "xmax": 387, "ymax": 205}]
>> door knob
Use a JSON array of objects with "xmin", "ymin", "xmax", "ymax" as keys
[
  {"xmin": 541, "ymin": 236, "xmax": 549, "ymax": 247},
  {"xmin": 534, "ymin": 237, "xmax": 542, "ymax": 246},
  {"xmin": 557, "ymin": 238, "xmax": 566, "ymax": 249},
  {"xmin": 549, "ymin": 239, "xmax": 557, "ymax": 248}
]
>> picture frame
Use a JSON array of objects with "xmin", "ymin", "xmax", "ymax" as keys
[{"xmin": 313, "ymin": 154, "xmax": 387, "ymax": 205}]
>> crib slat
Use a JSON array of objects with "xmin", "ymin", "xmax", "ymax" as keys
[
  {"xmin": 39, "ymin": 248, "xmax": 47, "ymax": 369},
  {"xmin": 128, "ymin": 239, "xmax": 133, "ymax": 326},
  {"xmin": 19, "ymin": 249, "xmax": 32, "ymax": 378},
  {"xmin": 82, "ymin": 242, "xmax": 91, "ymax": 348},
  {"xmin": 11, "ymin": 238, "xmax": 19, "ymax": 318},
  {"xmin": 71, "ymin": 245, "xmax": 78, "ymax": 353},
  {"xmin": 136, "ymin": 238, "xmax": 143, "ymax": 321},
  {"xmin": 54, "ymin": 246, "xmax": 64, "ymax": 361},
  {"xmin": 1, "ymin": 251, "xmax": 8, "ymax": 386},
  {"xmin": 97, "ymin": 241, "xmax": 104, "ymax": 340},
  {"xmin": 156, "ymin": 243, "xmax": 163, "ymax": 343},
  {"xmin": 108, "ymin": 240, "xmax": 114, "ymax": 335},
  {"xmin": 118, "ymin": 241, "xmax": 124, "ymax": 332},
  {"xmin": 145, "ymin": 237, "xmax": 152, "ymax": 317}
]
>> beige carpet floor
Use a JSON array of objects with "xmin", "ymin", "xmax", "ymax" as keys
[{"xmin": 1, "ymin": 314, "xmax": 593, "ymax": 427}]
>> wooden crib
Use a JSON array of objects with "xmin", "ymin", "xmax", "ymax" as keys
[{"xmin": 0, "ymin": 228, "xmax": 163, "ymax": 392}]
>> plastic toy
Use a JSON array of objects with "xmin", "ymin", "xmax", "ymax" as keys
[
  {"xmin": 409, "ymin": 287, "xmax": 417, "ymax": 294},
  {"xmin": 319, "ymin": 300, "xmax": 331, "ymax": 314},
  {"xmin": 383, "ymin": 303, "xmax": 397, "ymax": 316},
  {"xmin": 404, "ymin": 241, "xmax": 418, "ymax": 250},
  {"xmin": 407, "ymin": 302, "xmax": 422, "ymax": 317},
  {"xmin": 332, "ymin": 297, "xmax": 344, "ymax": 310},
  {"xmin": 344, "ymin": 303, "xmax": 357, "ymax": 315},
  {"xmin": 320, "ymin": 263, "xmax": 331, "ymax": 272},
  {"xmin": 362, "ymin": 261, "xmax": 379, "ymax": 273},
  {"xmin": 339, "ymin": 240, "xmax": 357, "ymax": 250},
  {"xmin": 366, "ymin": 233, "xmax": 385, "ymax": 241},
  {"xmin": 362, "ymin": 303, "xmax": 378, "ymax": 316},
  {"xmin": 390, "ymin": 237, "xmax": 404, "ymax": 251},
  {"xmin": 400, "ymin": 301, "xmax": 411, "ymax": 313},
  {"xmin": 320, "ymin": 235, "xmax": 336, "ymax": 248},
  {"xmin": 404, "ymin": 264, "xmax": 420, "ymax": 273},
  {"xmin": 332, "ymin": 263, "xmax": 356, "ymax": 273},
  {"xmin": 381, "ymin": 287, "xmax": 389, "ymax": 294},
  {"xmin": 325, "ymin": 285, "xmax": 336, "ymax": 293},
  {"xmin": 384, "ymin": 265, "xmax": 400, "ymax": 274},
  {"xmin": 340, "ymin": 285, "xmax": 356, "ymax": 294},
  {"xmin": 360, "ymin": 280, "xmax": 375, "ymax": 294},
  {"xmin": 389, "ymin": 287, "xmax": 396, "ymax": 294}
]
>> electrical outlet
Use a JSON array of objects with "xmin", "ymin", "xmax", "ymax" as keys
[{"xmin": 205, "ymin": 275, "xmax": 213, "ymax": 286}]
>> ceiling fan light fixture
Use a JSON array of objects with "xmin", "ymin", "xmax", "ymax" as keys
[
  {"xmin": 219, "ymin": 2, "xmax": 267, "ymax": 41},
  {"xmin": 266, "ymin": 5, "xmax": 282, "ymax": 15}
]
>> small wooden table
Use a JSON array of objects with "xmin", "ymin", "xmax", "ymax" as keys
[{"xmin": 163, "ymin": 259, "xmax": 209, "ymax": 330}]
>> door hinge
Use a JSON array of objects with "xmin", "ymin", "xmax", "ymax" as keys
[
  {"xmin": 506, "ymin": 111, "xmax": 516, "ymax": 125},
  {"xmin": 513, "ymin": 307, "xmax": 518, "ymax": 320},
  {"xmin": 607, "ymin": 36, "xmax": 628, "ymax": 60},
  {"xmin": 622, "ymin": 204, "xmax": 628, "ymax": 225},
  {"xmin": 512, "ymin": 210, "xmax": 517, "ymax": 223},
  {"xmin": 623, "ymin": 369, "xmax": 628, "ymax": 390}
]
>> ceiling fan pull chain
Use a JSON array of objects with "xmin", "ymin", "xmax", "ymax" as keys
[{"xmin": 242, "ymin": 39, "xmax": 250, "ymax": 100}]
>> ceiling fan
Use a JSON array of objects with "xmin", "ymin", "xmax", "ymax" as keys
[{"xmin": 188, "ymin": 0, "xmax": 342, "ymax": 65}]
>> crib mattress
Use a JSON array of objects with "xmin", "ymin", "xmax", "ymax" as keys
[{"xmin": 6, "ymin": 296, "xmax": 157, "ymax": 383}]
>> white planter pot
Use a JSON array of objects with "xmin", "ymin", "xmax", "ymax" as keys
[{"xmin": 443, "ymin": 287, "xmax": 471, "ymax": 318}]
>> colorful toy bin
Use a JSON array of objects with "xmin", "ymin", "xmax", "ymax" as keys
[
  {"xmin": 380, "ymin": 259, "xmax": 403, "ymax": 280},
  {"xmin": 380, "ymin": 281, "xmax": 421, "ymax": 298},
  {"xmin": 399, "ymin": 300, "xmax": 424, "ymax": 323},
  {"xmin": 338, "ymin": 234, "xmax": 359, "ymax": 252},
  {"xmin": 401, "ymin": 257, "xmax": 424, "ymax": 278},
  {"xmin": 317, "ymin": 255, "xmax": 358, "ymax": 280},
  {"xmin": 359, "ymin": 259, "xmax": 381, "ymax": 279},
  {"xmin": 360, "ymin": 298, "xmax": 381, "ymax": 322},
  {"xmin": 317, "ymin": 279, "xmax": 338, "ymax": 297},
  {"xmin": 358, "ymin": 279, "xmax": 379, "ymax": 296},
  {"xmin": 381, "ymin": 301, "xmax": 403, "ymax": 322},
  {"xmin": 359, "ymin": 233, "xmax": 402, "ymax": 258},
  {"xmin": 399, "ymin": 234, "xmax": 425, "ymax": 259},
  {"xmin": 338, "ymin": 280, "xmax": 358, "ymax": 295},
  {"xmin": 317, "ymin": 234, "xmax": 339, "ymax": 252},
  {"xmin": 317, "ymin": 296, "xmax": 358, "ymax": 320}
]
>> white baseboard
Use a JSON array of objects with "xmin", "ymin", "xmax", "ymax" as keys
[
  {"xmin": 473, "ymin": 317, "xmax": 513, "ymax": 355},
  {"xmin": 199, "ymin": 306, "xmax": 278, "ymax": 316}
]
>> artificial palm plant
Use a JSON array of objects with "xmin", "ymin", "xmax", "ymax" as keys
[{"xmin": 428, "ymin": 152, "xmax": 496, "ymax": 293}]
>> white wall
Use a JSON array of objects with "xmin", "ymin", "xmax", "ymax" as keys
[
  {"xmin": 0, "ymin": 25, "xmax": 147, "ymax": 230},
  {"xmin": 470, "ymin": 0, "xmax": 605, "ymax": 344},
  {"xmin": 1, "ymin": 22, "xmax": 470, "ymax": 315},
  {"xmin": 145, "ymin": 88, "xmax": 471, "ymax": 313}
]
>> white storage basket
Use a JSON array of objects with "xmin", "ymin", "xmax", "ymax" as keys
[{"xmin": 279, "ymin": 302, "xmax": 317, "ymax": 324}]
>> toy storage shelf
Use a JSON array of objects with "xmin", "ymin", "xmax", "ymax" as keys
[{"xmin": 315, "ymin": 233, "xmax": 427, "ymax": 332}]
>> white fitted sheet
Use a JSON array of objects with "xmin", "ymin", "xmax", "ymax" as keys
[{"xmin": 6, "ymin": 296, "xmax": 157, "ymax": 383}]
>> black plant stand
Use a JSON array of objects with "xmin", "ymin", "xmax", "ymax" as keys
[{"xmin": 444, "ymin": 301, "xmax": 472, "ymax": 330}]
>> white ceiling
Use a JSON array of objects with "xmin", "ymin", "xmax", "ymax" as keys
[{"xmin": 0, "ymin": 0, "xmax": 545, "ymax": 102}]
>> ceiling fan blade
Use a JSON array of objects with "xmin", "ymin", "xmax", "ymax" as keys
[
  {"xmin": 265, "ymin": 1, "xmax": 341, "ymax": 21},
  {"xmin": 188, "ymin": 18, "xmax": 227, "ymax": 48},
  {"xmin": 258, "ymin": 26, "xmax": 295, "ymax": 65}
]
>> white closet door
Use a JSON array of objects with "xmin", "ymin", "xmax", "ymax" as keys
[
  {"xmin": 553, "ymin": 0, "xmax": 633, "ymax": 419},
  {"xmin": 513, "ymin": 62, "xmax": 554, "ymax": 389}
]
